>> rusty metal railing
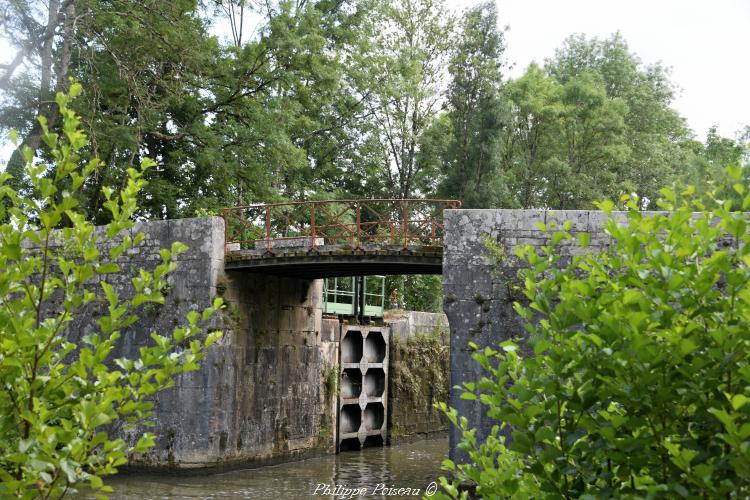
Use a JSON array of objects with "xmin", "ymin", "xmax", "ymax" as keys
[{"xmin": 221, "ymin": 198, "xmax": 462, "ymax": 253}]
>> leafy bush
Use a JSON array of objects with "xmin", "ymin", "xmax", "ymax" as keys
[
  {"xmin": 437, "ymin": 174, "xmax": 750, "ymax": 498},
  {"xmin": 386, "ymin": 274, "xmax": 443, "ymax": 312},
  {"xmin": 0, "ymin": 85, "xmax": 223, "ymax": 498}
]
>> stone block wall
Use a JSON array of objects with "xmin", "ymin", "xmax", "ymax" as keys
[
  {"xmin": 202, "ymin": 271, "xmax": 338, "ymax": 467},
  {"xmin": 62, "ymin": 217, "xmax": 339, "ymax": 469},
  {"xmin": 70, "ymin": 217, "xmax": 230, "ymax": 468},
  {"xmin": 385, "ymin": 310, "xmax": 449, "ymax": 342},
  {"xmin": 386, "ymin": 311, "xmax": 450, "ymax": 443},
  {"xmin": 442, "ymin": 209, "xmax": 618, "ymax": 461}
]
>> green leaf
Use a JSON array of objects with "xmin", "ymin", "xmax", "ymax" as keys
[
  {"xmin": 97, "ymin": 262, "xmax": 120, "ymax": 274},
  {"xmin": 730, "ymin": 394, "xmax": 750, "ymax": 411},
  {"xmin": 205, "ymin": 331, "xmax": 222, "ymax": 348},
  {"xmin": 594, "ymin": 199, "xmax": 615, "ymax": 213},
  {"xmin": 623, "ymin": 289, "xmax": 640, "ymax": 305},
  {"xmin": 679, "ymin": 338, "xmax": 698, "ymax": 356},
  {"xmin": 4, "ymin": 243, "xmax": 21, "ymax": 260},
  {"xmin": 171, "ymin": 241, "xmax": 188, "ymax": 255},
  {"xmin": 727, "ymin": 164, "xmax": 743, "ymax": 181}
]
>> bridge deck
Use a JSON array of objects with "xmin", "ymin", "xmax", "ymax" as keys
[{"xmin": 224, "ymin": 244, "xmax": 442, "ymax": 278}]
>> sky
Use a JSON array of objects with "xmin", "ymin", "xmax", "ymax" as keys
[{"xmin": 459, "ymin": 0, "xmax": 750, "ymax": 140}]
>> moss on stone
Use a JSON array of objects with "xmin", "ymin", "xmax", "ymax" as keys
[{"xmin": 389, "ymin": 329, "xmax": 449, "ymax": 440}]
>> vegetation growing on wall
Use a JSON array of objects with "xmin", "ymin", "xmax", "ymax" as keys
[
  {"xmin": 319, "ymin": 363, "xmax": 339, "ymax": 444},
  {"xmin": 323, "ymin": 363, "xmax": 339, "ymax": 399},
  {"xmin": 389, "ymin": 330, "xmax": 449, "ymax": 440},
  {"xmin": 437, "ymin": 172, "xmax": 750, "ymax": 498}
]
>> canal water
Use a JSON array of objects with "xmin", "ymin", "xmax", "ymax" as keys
[{"xmin": 107, "ymin": 437, "xmax": 448, "ymax": 499}]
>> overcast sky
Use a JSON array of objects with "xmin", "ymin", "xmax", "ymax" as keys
[{"xmin": 465, "ymin": 0, "xmax": 749, "ymax": 140}]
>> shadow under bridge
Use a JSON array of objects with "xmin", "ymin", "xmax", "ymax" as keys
[{"xmin": 221, "ymin": 198, "xmax": 461, "ymax": 279}]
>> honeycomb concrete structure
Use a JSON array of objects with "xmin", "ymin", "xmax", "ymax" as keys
[{"xmin": 338, "ymin": 325, "xmax": 390, "ymax": 450}]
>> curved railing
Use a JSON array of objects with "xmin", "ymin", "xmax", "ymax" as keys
[{"xmin": 222, "ymin": 198, "xmax": 462, "ymax": 253}]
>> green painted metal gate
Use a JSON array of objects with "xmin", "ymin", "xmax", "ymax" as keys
[{"xmin": 324, "ymin": 276, "xmax": 385, "ymax": 317}]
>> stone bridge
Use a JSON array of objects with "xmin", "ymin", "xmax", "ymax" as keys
[{"xmin": 96, "ymin": 207, "xmax": 618, "ymax": 469}]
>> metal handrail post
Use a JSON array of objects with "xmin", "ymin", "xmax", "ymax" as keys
[
  {"xmin": 310, "ymin": 202, "xmax": 317, "ymax": 251},
  {"xmin": 222, "ymin": 209, "xmax": 229, "ymax": 254},
  {"xmin": 265, "ymin": 205, "xmax": 272, "ymax": 253},
  {"xmin": 401, "ymin": 201, "xmax": 408, "ymax": 250},
  {"xmin": 355, "ymin": 203, "xmax": 361, "ymax": 249}
]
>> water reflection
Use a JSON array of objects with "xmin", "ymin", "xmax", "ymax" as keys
[{"xmin": 108, "ymin": 437, "xmax": 447, "ymax": 499}]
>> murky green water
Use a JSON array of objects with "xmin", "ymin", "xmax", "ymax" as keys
[{"xmin": 107, "ymin": 437, "xmax": 448, "ymax": 499}]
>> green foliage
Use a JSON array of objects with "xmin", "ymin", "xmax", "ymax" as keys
[
  {"xmin": 489, "ymin": 33, "xmax": 691, "ymax": 211},
  {"xmin": 386, "ymin": 275, "xmax": 443, "ymax": 313},
  {"xmin": 501, "ymin": 64, "xmax": 628, "ymax": 209},
  {"xmin": 1, "ymin": 0, "xmax": 378, "ymax": 219},
  {"xmin": 0, "ymin": 86, "xmax": 223, "ymax": 498},
  {"xmin": 678, "ymin": 128, "xmax": 750, "ymax": 205},
  {"xmin": 364, "ymin": 0, "xmax": 455, "ymax": 198},
  {"xmin": 3, "ymin": 2, "xmax": 743, "ymax": 219},
  {"xmin": 437, "ymin": 1, "xmax": 507, "ymax": 208},
  {"xmin": 438, "ymin": 175, "xmax": 750, "ymax": 498},
  {"xmin": 390, "ymin": 329, "xmax": 449, "ymax": 440},
  {"xmin": 323, "ymin": 363, "xmax": 338, "ymax": 398},
  {"xmin": 545, "ymin": 33, "xmax": 689, "ymax": 209}
]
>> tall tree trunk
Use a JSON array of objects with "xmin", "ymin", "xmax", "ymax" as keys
[{"xmin": 6, "ymin": 0, "xmax": 63, "ymax": 189}]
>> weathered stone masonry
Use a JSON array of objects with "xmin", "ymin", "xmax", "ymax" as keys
[
  {"xmin": 75, "ymin": 208, "xmax": 599, "ymax": 467},
  {"xmin": 87, "ymin": 217, "xmax": 340, "ymax": 469},
  {"xmin": 386, "ymin": 311, "xmax": 450, "ymax": 443},
  {"xmin": 442, "ymin": 209, "xmax": 617, "ymax": 461},
  {"xmin": 86, "ymin": 215, "xmax": 455, "ymax": 469}
]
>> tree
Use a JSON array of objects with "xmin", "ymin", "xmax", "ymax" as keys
[
  {"xmin": 1, "ymin": 0, "xmax": 220, "ymax": 218},
  {"xmin": 437, "ymin": 175, "xmax": 750, "ymax": 497},
  {"xmin": 491, "ymin": 34, "xmax": 689, "ymax": 210},
  {"xmin": 498, "ymin": 64, "xmax": 560, "ymax": 209},
  {"xmin": 543, "ymin": 71, "xmax": 630, "ymax": 209},
  {"xmin": 500, "ymin": 64, "xmax": 630, "ymax": 209},
  {"xmin": 546, "ymin": 33, "xmax": 688, "ymax": 208},
  {"xmin": 385, "ymin": 274, "xmax": 442, "ymax": 313},
  {"xmin": 677, "ymin": 126, "xmax": 749, "ymax": 206},
  {"xmin": 0, "ymin": 0, "xmax": 78, "ymax": 188},
  {"xmin": 0, "ymin": 86, "xmax": 222, "ymax": 498},
  {"xmin": 364, "ymin": 0, "xmax": 455, "ymax": 199},
  {"xmin": 1, "ymin": 0, "xmax": 377, "ymax": 220},
  {"xmin": 438, "ymin": 1, "xmax": 507, "ymax": 208}
]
